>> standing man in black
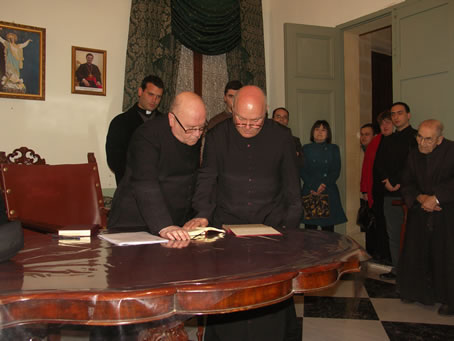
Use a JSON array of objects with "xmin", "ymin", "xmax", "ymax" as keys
[
  {"xmin": 399, "ymin": 119, "xmax": 454, "ymax": 316},
  {"xmin": 272, "ymin": 107, "xmax": 304, "ymax": 169},
  {"xmin": 106, "ymin": 75, "xmax": 164, "ymax": 184},
  {"xmin": 206, "ymin": 80, "xmax": 242, "ymax": 131},
  {"xmin": 185, "ymin": 86, "xmax": 302, "ymax": 341},
  {"xmin": 108, "ymin": 92, "xmax": 207, "ymax": 240},
  {"xmin": 375, "ymin": 102, "xmax": 417, "ymax": 280}
]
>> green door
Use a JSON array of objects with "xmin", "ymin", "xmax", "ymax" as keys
[
  {"xmin": 284, "ymin": 23, "xmax": 345, "ymax": 232},
  {"xmin": 393, "ymin": 0, "xmax": 454, "ymax": 138}
]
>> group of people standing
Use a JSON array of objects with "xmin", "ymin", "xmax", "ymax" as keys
[
  {"xmin": 106, "ymin": 77, "xmax": 301, "ymax": 340},
  {"xmin": 360, "ymin": 102, "xmax": 454, "ymax": 316},
  {"xmin": 104, "ymin": 75, "xmax": 349, "ymax": 340},
  {"xmin": 104, "ymin": 74, "xmax": 453, "ymax": 340}
]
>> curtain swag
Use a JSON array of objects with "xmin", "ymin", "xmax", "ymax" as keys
[{"xmin": 171, "ymin": 0, "xmax": 241, "ymax": 55}]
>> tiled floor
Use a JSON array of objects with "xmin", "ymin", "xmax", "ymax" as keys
[{"xmin": 290, "ymin": 263, "xmax": 454, "ymax": 341}]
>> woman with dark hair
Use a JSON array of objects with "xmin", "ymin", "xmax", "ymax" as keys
[
  {"xmin": 300, "ymin": 120, "xmax": 347, "ymax": 231},
  {"xmin": 360, "ymin": 111, "xmax": 393, "ymax": 263}
]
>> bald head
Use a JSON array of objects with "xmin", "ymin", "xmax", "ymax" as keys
[
  {"xmin": 168, "ymin": 92, "xmax": 206, "ymax": 146},
  {"xmin": 419, "ymin": 119, "xmax": 444, "ymax": 137},
  {"xmin": 416, "ymin": 119, "xmax": 444, "ymax": 154},
  {"xmin": 232, "ymin": 86, "xmax": 267, "ymax": 138}
]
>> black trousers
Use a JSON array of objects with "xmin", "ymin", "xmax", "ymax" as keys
[{"xmin": 205, "ymin": 298, "xmax": 301, "ymax": 341}]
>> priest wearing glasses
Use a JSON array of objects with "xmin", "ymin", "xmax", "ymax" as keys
[
  {"xmin": 185, "ymin": 85, "xmax": 302, "ymax": 341},
  {"xmin": 108, "ymin": 92, "xmax": 207, "ymax": 241}
]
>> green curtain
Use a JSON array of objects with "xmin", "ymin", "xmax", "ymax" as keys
[
  {"xmin": 226, "ymin": 0, "xmax": 266, "ymax": 93},
  {"xmin": 171, "ymin": 0, "xmax": 241, "ymax": 55},
  {"xmin": 123, "ymin": 0, "xmax": 266, "ymax": 109},
  {"xmin": 122, "ymin": 0, "xmax": 181, "ymax": 112}
]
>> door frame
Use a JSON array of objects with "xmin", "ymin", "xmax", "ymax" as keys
[{"xmin": 338, "ymin": 7, "xmax": 397, "ymax": 241}]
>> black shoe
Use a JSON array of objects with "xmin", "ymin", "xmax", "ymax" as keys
[
  {"xmin": 379, "ymin": 272, "xmax": 396, "ymax": 280},
  {"xmin": 438, "ymin": 304, "xmax": 454, "ymax": 316}
]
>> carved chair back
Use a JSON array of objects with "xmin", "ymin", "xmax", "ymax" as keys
[
  {"xmin": 0, "ymin": 147, "xmax": 46, "ymax": 165},
  {"xmin": 0, "ymin": 149, "xmax": 107, "ymax": 233}
]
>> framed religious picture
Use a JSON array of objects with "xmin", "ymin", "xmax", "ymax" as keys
[
  {"xmin": 71, "ymin": 46, "xmax": 106, "ymax": 96},
  {"xmin": 0, "ymin": 21, "xmax": 46, "ymax": 100}
]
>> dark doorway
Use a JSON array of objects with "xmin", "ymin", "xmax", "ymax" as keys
[{"xmin": 371, "ymin": 51, "xmax": 392, "ymax": 129}]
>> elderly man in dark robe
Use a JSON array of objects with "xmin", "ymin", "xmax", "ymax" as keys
[
  {"xmin": 185, "ymin": 85, "xmax": 302, "ymax": 340},
  {"xmin": 108, "ymin": 92, "xmax": 207, "ymax": 241},
  {"xmin": 398, "ymin": 119, "xmax": 454, "ymax": 316}
]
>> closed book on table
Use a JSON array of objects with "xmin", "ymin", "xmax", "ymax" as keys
[
  {"xmin": 223, "ymin": 224, "xmax": 282, "ymax": 237},
  {"xmin": 58, "ymin": 224, "xmax": 99, "ymax": 237}
]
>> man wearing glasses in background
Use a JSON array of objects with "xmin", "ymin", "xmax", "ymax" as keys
[
  {"xmin": 108, "ymin": 92, "xmax": 207, "ymax": 241},
  {"xmin": 398, "ymin": 119, "xmax": 454, "ymax": 316},
  {"xmin": 185, "ymin": 85, "xmax": 302, "ymax": 341}
]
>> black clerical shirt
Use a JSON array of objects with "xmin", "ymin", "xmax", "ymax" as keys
[
  {"xmin": 108, "ymin": 114, "xmax": 200, "ymax": 234},
  {"xmin": 193, "ymin": 118, "xmax": 302, "ymax": 229},
  {"xmin": 374, "ymin": 125, "xmax": 417, "ymax": 197},
  {"xmin": 106, "ymin": 103, "xmax": 163, "ymax": 185}
]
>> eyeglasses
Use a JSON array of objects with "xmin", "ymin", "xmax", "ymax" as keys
[
  {"xmin": 233, "ymin": 112, "xmax": 265, "ymax": 129},
  {"xmin": 170, "ymin": 112, "xmax": 207, "ymax": 134},
  {"xmin": 416, "ymin": 133, "xmax": 439, "ymax": 144}
]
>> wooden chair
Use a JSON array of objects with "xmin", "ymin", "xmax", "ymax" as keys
[
  {"xmin": 0, "ymin": 146, "xmax": 46, "ymax": 165},
  {"xmin": 0, "ymin": 147, "xmax": 107, "ymax": 233}
]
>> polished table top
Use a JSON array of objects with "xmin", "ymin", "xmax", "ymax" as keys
[{"xmin": 0, "ymin": 228, "xmax": 368, "ymax": 328}]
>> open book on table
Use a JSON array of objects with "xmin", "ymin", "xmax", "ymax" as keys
[{"xmin": 188, "ymin": 226, "xmax": 225, "ymax": 239}]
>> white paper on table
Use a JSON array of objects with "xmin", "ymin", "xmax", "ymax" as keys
[{"xmin": 99, "ymin": 231, "xmax": 168, "ymax": 246}]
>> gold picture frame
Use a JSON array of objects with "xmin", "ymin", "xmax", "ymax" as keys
[
  {"xmin": 0, "ymin": 21, "xmax": 45, "ymax": 100},
  {"xmin": 71, "ymin": 46, "xmax": 106, "ymax": 96}
]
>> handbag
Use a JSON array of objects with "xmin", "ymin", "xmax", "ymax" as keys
[
  {"xmin": 356, "ymin": 199, "xmax": 376, "ymax": 232},
  {"xmin": 302, "ymin": 193, "xmax": 330, "ymax": 220}
]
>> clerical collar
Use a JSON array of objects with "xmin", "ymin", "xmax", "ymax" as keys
[{"xmin": 137, "ymin": 105, "xmax": 156, "ymax": 121}]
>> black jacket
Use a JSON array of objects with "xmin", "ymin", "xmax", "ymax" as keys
[
  {"xmin": 193, "ymin": 118, "xmax": 302, "ymax": 229},
  {"xmin": 106, "ymin": 103, "xmax": 162, "ymax": 184},
  {"xmin": 108, "ymin": 115, "xmax": 200, "ymax": 234},
  {"xmin": 374, "ymin": 125, "xmax": 417, "ymax": 197}
]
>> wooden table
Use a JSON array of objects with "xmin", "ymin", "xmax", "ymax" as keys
[{"xmin": 0, "ymin": 228, "xmax": 368, "ymax": 340}]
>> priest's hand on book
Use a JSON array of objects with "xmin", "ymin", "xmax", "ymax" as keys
[
  {"xmin": 159, "ymin": 226, "xmax": 191, "ymax": 240},
  {"xmin": 183, "ymin": 218, "xmax": 209, "ymax": 230}
]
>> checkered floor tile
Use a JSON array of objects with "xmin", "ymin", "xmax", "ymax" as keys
[{"xmin": 292, "ymin": 263, "xmax": 454, "ymax": 341}]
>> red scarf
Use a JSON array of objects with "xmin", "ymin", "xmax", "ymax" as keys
[{"xmin": 360, "ymin": 134, "xmax": 382, "ymax": 208}]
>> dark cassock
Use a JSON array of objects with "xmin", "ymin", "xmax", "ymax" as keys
[
  {"xmin": 107, "ymin": 114, "xmax": 200, "ymax": 234},
  {"xmin": 75, "ymin": 62, "xmax": 102, "ymax": 88},
  {"xmin": 106, "ymin": 103, "xmax": 163, "ymax": 184},
  {"xmin": 398, "ymin": 138, "xmax": 454, "ymax": 308},
  {"xmin": 193, "ymin": 118, "xmax": 302, "ymax": 341}
]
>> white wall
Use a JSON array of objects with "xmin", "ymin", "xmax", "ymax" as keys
[
  {"xmin": 262, "ymin": 0, "xmax": 403, "ymax": 110},
  {"xmin": 1, "ymin": 0, "xmax": 131, "ymax": 189},
  {"xmin": 1, "ymin": 0, "xmax": 404, "ymax": 189}
]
